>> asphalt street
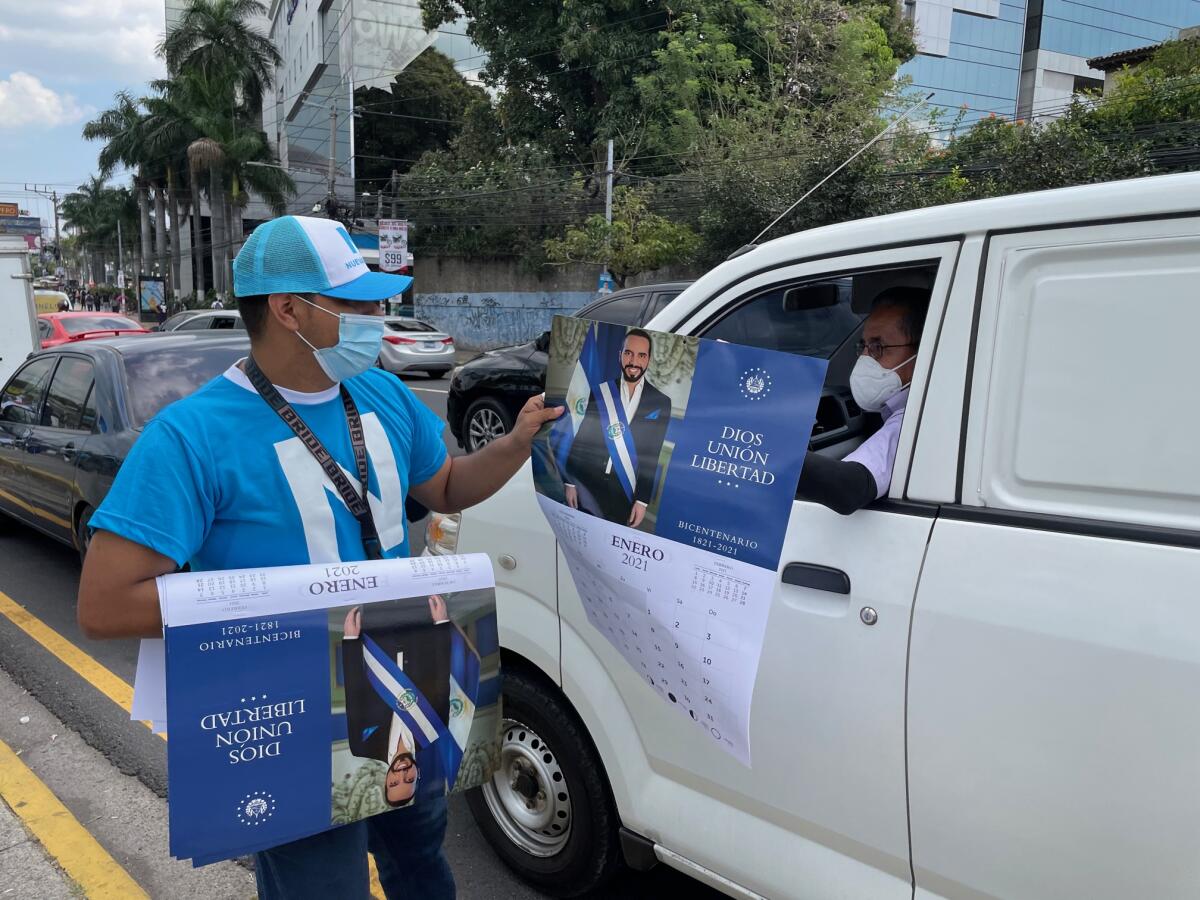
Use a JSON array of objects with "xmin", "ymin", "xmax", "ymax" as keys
[{"xmin": 0, "ymin": 371, "xmax": 721, "ymax": 899}]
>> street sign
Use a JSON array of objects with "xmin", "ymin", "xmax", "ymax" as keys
[
  {"xmin": 0, "ymin": 203, "xmax": 18, "ymax": 218},
  {"xmin": 378, "ymin": 219, "xmax": 409, "ymax": 272}
]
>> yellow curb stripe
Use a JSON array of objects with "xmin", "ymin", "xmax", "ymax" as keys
[
  {"xmin": 0, "ymin": 591, "xmax": 160, "ymax": 739},
  {"xmin": 0, "ymin": 736, "xmax": 149, "ymax": 899},
  {"xmin": 0, "ymin": 589, "xmax": 385, "ymax": 897}
]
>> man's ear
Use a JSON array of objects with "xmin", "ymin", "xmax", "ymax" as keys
[{"xmin": 266, "ymin": 293, "xmax": 304, "ymax": 333}]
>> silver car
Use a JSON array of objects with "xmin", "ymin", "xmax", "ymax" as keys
[{"xmin": 377, "ymin": 317, "xmax": 455, "ymax": 377}]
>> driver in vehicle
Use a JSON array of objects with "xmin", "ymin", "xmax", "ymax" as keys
[{"xmin": 796, "ymin": 286, "xmax": 930, "ymax": 514}]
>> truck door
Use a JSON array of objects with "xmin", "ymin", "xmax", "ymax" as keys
[{"xmin": 558, "ymin": 242, "xmax": 962, "ymax": 899}]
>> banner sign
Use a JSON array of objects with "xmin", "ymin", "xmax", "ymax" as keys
[
  {"xmin": 532, "ymin": 317, "xmax": 826, "ymax": 764},
  {"xmin": 138, "ymin": 277, "xmax": 165, "ymax": 314},
  {"xmin": 0, "ymin": 215, "xmax": 41, "ymax": 235},
  {"xmin": 151, "ymin": 554, "xmax": 501, "ymax": 865},
  {"xmin": 0, "ymin": 203, "xmax": 19, "ymax": 217},
  {"xmin": 378, "ymin": 219, "xmax": 408, "ymax": 273}
]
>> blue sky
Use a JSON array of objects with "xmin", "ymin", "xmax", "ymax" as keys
[{"xmin": 0, "ymin": 0, "xmax": 166, "ymax": 230}]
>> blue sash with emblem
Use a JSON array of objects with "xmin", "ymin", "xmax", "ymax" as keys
[
  {"xmin": 594, "ymin": 381, "xmax": 639, "ymax": 501},
  {"xmin": 360, "ymin": 627, "xmax": 480, "ymax": 790}
]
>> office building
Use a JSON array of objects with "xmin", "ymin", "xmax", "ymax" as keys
[{"xmin": 898, "ymin": 0, "xmax": 1200, "ymax": 125}]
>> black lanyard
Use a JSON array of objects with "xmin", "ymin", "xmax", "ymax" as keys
[{"xmin": 243, "ymin": 356, "xmax": 383, "ymax": 560}]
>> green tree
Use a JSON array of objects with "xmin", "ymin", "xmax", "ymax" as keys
[
  {"xmin": 544, "ymin": 186, "xmax": 700, "ymax": 286},
  {"xmin": 421, "ymin": 0, "xmax": 673, "ymax": 164},
  {"xmin": 156, "ymin": 0, "xmax": 291, "ymax": 295},
  {"xmin": 158, "ymin": 0, "xmax": 281, "ymax": 111},
  {"xmin": 61, "ymin": 179, "xmax": 138, "ymax": 286},
  {"xmin": 1098, "ymin": 37, "xmax": 1200, "ymax": 127},
  {"xmin": 354, "ymin": 48, "xmax": 491, "ymax": 193},
  {"xmin": 82, "ymin": 92, "xmax": 156, "ymax": 273}
]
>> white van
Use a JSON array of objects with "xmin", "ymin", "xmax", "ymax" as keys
[{"xmin": 426, "ymin": 172, "xmax": 1200, "ymax": 899}]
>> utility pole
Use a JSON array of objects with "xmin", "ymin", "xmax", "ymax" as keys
[
  {"xmin": 327, "ymin": 106, "xmax": 338, "ymax": 218},
  {"xmin": 25, "ymin": 184, "xmax": 61, "ymax": 266},
  {"xmin": 604, "ymin": 139, "xmax": 614, "ymax": 227},
  {"xmin": 390, "ymin": 170, "xmax": 398, "ymax": 217},
  {"xmin": 598, "ymin": 139, "xmax": 615, "ymax": 294},
  {"xmin": 117, "ymin": 218, "xmax": 124, "ymax": 285}
]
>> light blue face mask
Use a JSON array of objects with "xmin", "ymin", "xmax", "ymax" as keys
[{"xmin": 293, "ymin": 295, "xmax": 386, "ymax": 383}]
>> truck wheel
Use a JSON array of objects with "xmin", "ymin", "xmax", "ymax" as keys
[{"xmin": 466, "ymin": 668, "xmax": 622, "ymax": 897}]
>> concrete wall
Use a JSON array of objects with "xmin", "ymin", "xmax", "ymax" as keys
[{"xmin": 413, "ymin": 256, "xmax": 701, "ymax": 350}]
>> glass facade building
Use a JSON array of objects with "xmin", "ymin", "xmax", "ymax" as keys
[{"xmin": 897, "ymin": 0, "xmax": 1200, "ymax": 127}]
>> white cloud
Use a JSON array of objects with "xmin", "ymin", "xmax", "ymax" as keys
[
  {"xmin": 0, "ymin": 0, "xmax": 167, "ymax": 82},
  {"xmin": 0, "ymin": 72, "xmax": 85, "ymax": 128}
]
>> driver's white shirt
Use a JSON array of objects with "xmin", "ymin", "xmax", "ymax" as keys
[{"xmin": 844, "ymin": 387, "xmax": 909, "ymax": 498}]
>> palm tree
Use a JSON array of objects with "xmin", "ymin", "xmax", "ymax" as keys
[
  {"xmin": 159, "ymin": 0, "xmax": 289, "ymax": 294},
  {"xmin": 159, "ymin": 0, "xmax": 281, "ymax": 112},
  {"xmin": 161, "ymin": 64, "xmax": 293, "ymax": 295},
  {"xmin": 61, "ymin": 179, "xmax": 138, "ymax": 286},
  {"xmin": 143, "ymin": 83, "xmax": 204, "ymax": 298},
  {"xmin": 82, "ymin": 92, "xmax": 153, "ymax": 273}
]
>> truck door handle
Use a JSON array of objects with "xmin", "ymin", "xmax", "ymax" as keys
[
  {"xmin": 62, "ymin": 443, "xmax": 76, "ymax": 461},
  {"xmin": 782, "ymin": 562, "xmax": 851, "ymax": 595}
]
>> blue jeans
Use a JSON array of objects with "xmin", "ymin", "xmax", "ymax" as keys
[{"xmin": 254, "ymin": 782, "xmax": 454, "ymax": 900}]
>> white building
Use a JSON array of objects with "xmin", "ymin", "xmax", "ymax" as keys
[{"xmin": 163, "ymin": 0, "xmax": 478, "ymax": 295}]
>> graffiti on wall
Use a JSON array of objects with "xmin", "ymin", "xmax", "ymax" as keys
[{"xmin": 416, "ymin": 291, "xmax": 598, "ymax": 351}]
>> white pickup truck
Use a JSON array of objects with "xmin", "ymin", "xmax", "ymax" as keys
[{"xmin": 426, "ymin": 172, "xmax": 1200, "ymax": 899}]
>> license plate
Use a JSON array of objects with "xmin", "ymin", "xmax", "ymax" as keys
[{"xmin": 422, "ymin": 341, "xmax": 438, "ymax": 349}]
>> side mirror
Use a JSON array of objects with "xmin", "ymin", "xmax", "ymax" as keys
[
  {"xmin": 783, "ymin": 283, "xmax": 840, "ymax": 311},
  {"xmin": 534, "ymin": 331, "xmax": 550, "ymax": 352}
]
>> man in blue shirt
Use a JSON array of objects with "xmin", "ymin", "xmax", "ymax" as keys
[{"xmin": 77, "ymin": 215, "xmax": 561, "ymax": 899}]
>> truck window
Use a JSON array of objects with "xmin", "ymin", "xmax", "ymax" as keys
[{"xmin": 968, "ymin": 224, "xmax": 1200, "ymax": 530}]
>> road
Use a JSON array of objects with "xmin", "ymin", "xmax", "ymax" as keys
[{"xmin": 0, "ymin": 371, "xmax": 722, "ymax": 899}]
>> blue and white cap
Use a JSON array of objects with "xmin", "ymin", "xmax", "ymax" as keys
[{"xmin": 233, "ymin": 215, "xmax": 413, "ymax": 301}]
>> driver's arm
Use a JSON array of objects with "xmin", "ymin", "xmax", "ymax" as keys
[{"xmin": 795, "ymin": 452, "xmax": 879, "ymax": 515}]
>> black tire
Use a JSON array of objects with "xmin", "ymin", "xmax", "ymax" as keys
[
  {"xmin": 75, "ymin": 505, "xmax": 93, "ymax": 567},
  {"xmin": 463, "ymin": 397, "xmax": 513, "ymax": 452},
  {"xmin": 466, "ymin": 668, "xmax": 622, "ymax": 898}
]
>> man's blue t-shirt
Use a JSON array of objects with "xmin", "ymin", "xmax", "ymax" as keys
[{"xmin": 91, "ymin": 365, "xmax": 447, "ymax": 570}]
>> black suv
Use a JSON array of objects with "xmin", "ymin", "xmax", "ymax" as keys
[{"xmin": 447, "ymin": 282, "xmax": 691, "ymax": 451}]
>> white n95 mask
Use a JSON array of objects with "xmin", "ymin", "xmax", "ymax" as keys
[{"xmin": 850, "ymin": 353, "xmax": 914, "ymax": 412}]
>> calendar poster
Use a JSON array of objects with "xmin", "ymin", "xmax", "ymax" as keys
[
  {"xmin": 533, "ymin": 318, "xmax": 827, "ymax": 764},
  {"xmin": 152, "ymin": 555, "xmax": 500, "ymax": 865}
]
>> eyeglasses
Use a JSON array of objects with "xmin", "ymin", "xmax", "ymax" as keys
[{"xmin": 855, "ymin": 339, "xmax": 914, "ymax": 361}]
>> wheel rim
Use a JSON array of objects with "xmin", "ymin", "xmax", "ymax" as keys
[
  {"xmin": 481, "ymin": 718, "xmax": 572, "ymax": 857},
  {"xmin": 468, "ymin": 408, "xmax": 506, "ymax": 450}
]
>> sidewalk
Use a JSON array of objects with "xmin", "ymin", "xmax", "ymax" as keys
[
  {"xmin": 0, "ymin": 665, "xmax": 254, "ymax": 899},
  {"xmin": 0, "ymin": 795, "xmax": 77, "ymax": 900}
]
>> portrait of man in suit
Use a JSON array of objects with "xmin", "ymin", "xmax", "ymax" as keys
[
  {"xmin": 563, "ymin": 328, "xmax": 673, "ymax": 529},
  {"xmin": 341, "ymin": 594, "xmax": 476, "ymax": 808}
]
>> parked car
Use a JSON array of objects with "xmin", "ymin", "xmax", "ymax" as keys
[
  {"xmin": 0, "ymin": 334, "xmax": 249, "ymax": 561},
  {"xmin": 156, "ymin": 309, "xmax": 245, "ymax": 333},
  {"xmin": 448, "ymin": 283, "xmax": 691, "ymax": 451},
  {"xmin": 431, "ymin": 172, "xmax": 1200, "ymax": 899},
  {"xmin": 377, "ymin": 316, "xmax": 455, "ymax": 377},
  {"xmin": 37, "ymin": 312, "xmax": 149, "ymax": 349}
]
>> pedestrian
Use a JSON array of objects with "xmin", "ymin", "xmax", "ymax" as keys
[
  {"xmin": 210, "ymin": 294, "xmax": 225, "ymax": 309},
  {"xmin": 156, "ymin": 303, "xmax": 167, "ymax": 327},
  {"xmin": 76, "ymin": 215, "xmax": 561, "ymax": 900}
]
